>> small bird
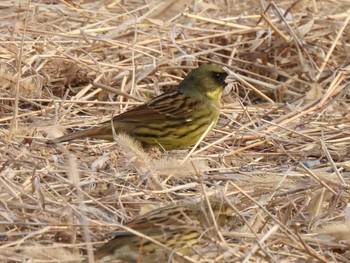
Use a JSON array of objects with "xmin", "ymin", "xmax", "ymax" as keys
[
  {"xmin": 89, "ymin": 199, "xmax": 232, "ymax": 263},
  {"xmin": 50, "ymin": 64, "xmax": 228, "ymax": 150}
]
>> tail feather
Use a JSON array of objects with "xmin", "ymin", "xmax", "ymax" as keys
[{"xmin": 47, "ymin": 124, "xmax": 114, "ymax": 145}]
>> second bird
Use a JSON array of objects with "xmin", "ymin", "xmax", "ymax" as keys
[{"xmin": 50, "ymin": 64, "xmax": 228, "ymax": 150}]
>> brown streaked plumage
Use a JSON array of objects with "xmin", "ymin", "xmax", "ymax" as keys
[
  {"xmin": 49, "ymin": 64, "xmax": 228, "ymax": 150},
  {"xmin": 89, "ymin": 199, "xmax": 232, "ymax": 263}
]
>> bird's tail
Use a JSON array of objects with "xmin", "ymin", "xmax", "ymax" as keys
[{"xmin": 47, "ymin": 123, "xmax": 114, "ymax": 145}]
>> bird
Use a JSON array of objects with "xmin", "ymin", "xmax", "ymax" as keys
[
  {"xmin": 49, "ymin": 64, "xmax": 228, "ymax": 150},
  {"xmin": 88, "ymin": 199, "xmax": 232, "ymax": 263}
]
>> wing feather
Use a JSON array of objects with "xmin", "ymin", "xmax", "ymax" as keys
[{"xmin": 113, "ymin": 91, "xmax": 200, "ymax": 124}]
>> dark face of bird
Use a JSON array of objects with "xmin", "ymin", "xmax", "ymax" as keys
[{"xmin": 179, "ymin": 64, "xmax": 228, "ymax": 101}]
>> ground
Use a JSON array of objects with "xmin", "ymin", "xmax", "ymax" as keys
[{"xmin": 0, "ymin": 0, "xmax": 350, "ymax": 262}]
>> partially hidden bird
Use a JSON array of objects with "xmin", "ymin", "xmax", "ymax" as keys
[
  {"xmin": 50, "ymin": 64, "xmax": 228, "ymax": 150},
  {"xmin": 88, "ymin": 199, "xmax": 232, "ymax": 263}
]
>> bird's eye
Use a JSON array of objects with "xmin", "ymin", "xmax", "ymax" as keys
[{"xmin": 212, "ymin": 72, "xmax": 228, "ymax": 85}]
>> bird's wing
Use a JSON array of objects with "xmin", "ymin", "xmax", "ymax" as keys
[{"xmin": 113, "ymin": 91, "xmax": 201, "ymax": 124}]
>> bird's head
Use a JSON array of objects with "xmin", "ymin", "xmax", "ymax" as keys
[{"xmin": 179, "ymin": 64, "xmax": 228, "ymax": 101}]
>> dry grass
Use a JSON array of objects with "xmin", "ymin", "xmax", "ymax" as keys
[{"xmin": 1, "ymin": 0, "xmax": 350, "ymax": 262}]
